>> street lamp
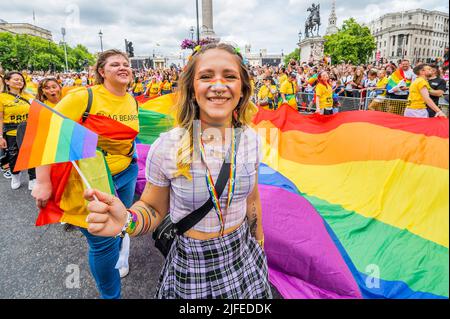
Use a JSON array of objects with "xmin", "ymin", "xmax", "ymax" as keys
[
  {"xmin": 190, "ymin": 26, "xmax": 195, "ymax": 41},
  {"xmin": 61, "ymin": 27, "xmax": 69, "ymax": 72},
  {"xmin": 98, "ymin": 30, "xmax": 103, "ymax": 52}
]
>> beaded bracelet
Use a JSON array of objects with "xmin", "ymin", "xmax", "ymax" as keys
[{"xmin": 117, "ymin": 210, "xmax": 138, "ymax": 238}]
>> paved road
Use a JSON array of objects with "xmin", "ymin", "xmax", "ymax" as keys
[{"xmin": 0, "ymin": 173, "xmax": 281, "ymax": 299}]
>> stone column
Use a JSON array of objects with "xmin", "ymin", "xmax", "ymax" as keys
[{"xmin": 201, "ymin": 0, "xmax": 216, "ymax": 39}]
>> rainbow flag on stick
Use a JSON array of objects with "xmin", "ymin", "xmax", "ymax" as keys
[
  {"xmin": 386, "ymin": 68, "xmax": 411, "ymax": 92},
  {"xmin": 14, "ymin": 100, "xmax": 98, "ymax": 171},
  {"xmin": 308, "ymin": 73, "xmax": 318, "ymax": 85}
]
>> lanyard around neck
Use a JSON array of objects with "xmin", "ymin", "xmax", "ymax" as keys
[{"xmin": 198, "ymin": 128, "xmax": 237, "ymax": 236}]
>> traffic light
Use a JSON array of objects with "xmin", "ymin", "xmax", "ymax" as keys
[{"xmin": 127, "ymin": 41, "xmax": 134, "ymax": 57}]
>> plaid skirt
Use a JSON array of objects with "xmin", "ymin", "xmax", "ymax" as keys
[{"xmin": 155, "ymin": 221, "xmax": 272, "ymax": 299}]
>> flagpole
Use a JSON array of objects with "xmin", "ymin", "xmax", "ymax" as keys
[{"xmin": 71, "ymin": 160, "xmax": 99, "ymax": 202}]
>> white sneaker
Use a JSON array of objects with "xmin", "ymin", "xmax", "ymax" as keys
[
  {"xmin": 119, "ymin": 265, "xmax": 129, "ymax": 278},
  {"xmin": 11, "ymin": 174, "xmax": 21, "ymax": 190},
  {"xmin": 28, "ymin": 179, "xmax": 36, "ymax": 191},
  {"xmin": 3, "ymin": 169, "xmax": 12, "ymax": 179}
]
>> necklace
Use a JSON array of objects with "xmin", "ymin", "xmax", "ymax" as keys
[{"xmin": 198, "ymin": 128, "xmax": 237, "ymax": 236}]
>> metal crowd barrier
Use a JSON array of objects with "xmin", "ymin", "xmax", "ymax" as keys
[{"xmin": 255, "ymin": 88, "xmax": 449, "ymax": 118}]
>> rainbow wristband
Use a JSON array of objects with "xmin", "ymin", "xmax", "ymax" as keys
[{"xmin": 125, "ymin": 210, "xmax": 138, "ymax": 235}]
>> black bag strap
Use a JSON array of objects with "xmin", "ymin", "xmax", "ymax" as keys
[
  {"xmin": 6, "ymin": 92, "xmax": 31, "ymax": 105},
  {"xmin": 81, "ymin": 87, "xmax": 93, "ymax": 123},
  {"xmin": 176, "ymin": 129, "xmax": 242, "ymax": 235}
]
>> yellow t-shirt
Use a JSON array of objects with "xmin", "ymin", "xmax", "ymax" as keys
[
  {"xmin": 408, "ymin": 77, "xmax": 431, "ymax": 110},
  {"xmin": 133, "ymin": 82, "xmax": 144, "ymax": 94},
  {"xmin": 55, "ymin": 85, "xmax": 139, "ymax": 175},
  {"xmin": 278, "ymin": 74, "xmax": 288, "ymax": 87},
  {"xmin": 258, "ymin": 85, "xmax": 276, "ymax": 100},
  {"xmin": 0, "ymin": 92, "xmax": 34, "ymax": 136},
  {"xmin": 161, "ymin": 81, "xmax": 172, "ymax": 91},
  {"xmin": 376, "ymin": 77, "xmax": 389, "ymax": 96},
  {"xmin": 147, "ymin": 82, "xmax": 161, "ymax": 97},
  {"xmin": 74, "ymin": 78, "xmax": 83, "ymax": 86},
  {"xmin": 315, "ymin": 83, "xmax": 333, "ymax": 109},
  {"xmin": 280, "ymin": 80, "xmax": 297, "ymax": 95},
  {"xmin": 43, "ymin": 100, "xmax": 57, "ymax": 108}
]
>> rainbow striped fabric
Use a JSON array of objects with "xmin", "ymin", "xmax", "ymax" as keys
[
  {"xmin": 253, "ymin": 104, "xmax": 448, "ymax": 299},
  {"xmin": 308, "ymin": 73, "xmax": 318, "ymax": 85},
  {"xmin": 15, "ymin": 100, "xmax": 98, "ymax": 172},
  {"xmin": 386, "ymin": 68, "xmax": 411, "ymax": 92},
  {"xmin": 136, "ymin": 93, "xmax": 177, "ymax": 144},
  {"xmin": 134, "ymin": 95, "xmax": 448, "ymax": 299}
]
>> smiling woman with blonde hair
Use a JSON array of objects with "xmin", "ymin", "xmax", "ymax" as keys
[
  {"xmin": 82, "ymin": 43, "xmax": 272, "ymax": 299},
  {"xmin": 32, "ymin": 49, "xmax": 139, "ymax": 299}
]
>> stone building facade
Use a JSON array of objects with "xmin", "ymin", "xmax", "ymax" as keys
[{"xmin": 367, "ymin": 9, "xmax": 449, "ymax": 64}]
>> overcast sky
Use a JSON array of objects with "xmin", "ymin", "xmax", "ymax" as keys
[{"xmin": 1, "ymin": 0, "xmax": 449, "ymax": 58}]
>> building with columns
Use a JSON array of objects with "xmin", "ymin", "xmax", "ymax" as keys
[
  {"xmin": 0, "ymin": 19, "xmax": 52, "ymax": 40},
  {"xmin": 367, "ymin": 9, "xmax": 449, "ymax": 64}
]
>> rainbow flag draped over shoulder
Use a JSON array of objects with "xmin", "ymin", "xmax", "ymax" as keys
[
  {"xmin": 386, "ymin": 68, "xmax": 412, "ymax": 92},
  {"xmin": 253, "ymin": 104, "xmax": 448, "ymax": 299},
  {"xmin": 15, "ymin": 100, "xmax": 98, "ymax": 171},
  {"xmin": 137, "ymin": 93, "xmax": 177, "ymax": 144}
]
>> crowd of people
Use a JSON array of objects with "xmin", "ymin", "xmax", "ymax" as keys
[
  {"xmin": 0, "ymin": 44, "xmax": 448, "ymax": 300},
  {"xmin": 247, "ymin": 57, "xmax": 449, "ymax": 117}
]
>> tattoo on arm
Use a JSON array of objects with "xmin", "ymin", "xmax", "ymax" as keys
[
  {"xmin": 248, "ymin": 202, "xmax": 257, "ymax": 237},
  {"xmin": 132, "ymin": 204, "xmax": 156, "ymax": 235}
]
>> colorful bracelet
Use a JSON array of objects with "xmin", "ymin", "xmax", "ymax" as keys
[
  {"xmin": 125, "ymin": 209, "xmax": 138, "ymax": 235},
  {"xmin": 116, "ymin": 210, "xmax": 137, "ymax": 238}
]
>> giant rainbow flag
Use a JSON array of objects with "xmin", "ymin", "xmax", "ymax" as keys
[{"xmin": 134, "ymin": 95, "xmax": 450, "ymax": 299}]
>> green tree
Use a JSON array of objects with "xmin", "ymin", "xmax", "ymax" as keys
[
  {"xmin": 323, "ymin": 18, "xmax": 376, "ymax": 65},
  {"xmin": 284, "ymin": 48, "xmax": 300, "ymax": 66},
  {"xmin": 0, "ymin": 32, "xmax": 95, "ymax": 72}
]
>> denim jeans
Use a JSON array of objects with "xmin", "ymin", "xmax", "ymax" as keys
[{"xmin": 80, "ymin": 160, "xmax": 138, "ymax": 299}]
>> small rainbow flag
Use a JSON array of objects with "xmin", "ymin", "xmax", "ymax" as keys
[
  {"xmin": 386, "ymin": 68, "xmax": 411, "ymax": 92},
  {"xmin": 308, "ymin": 74, "xmax": 318, "ymax": 85},
  {"xmin": 14, "ymin": 100, "xmax": 98, "ymax": 171}
]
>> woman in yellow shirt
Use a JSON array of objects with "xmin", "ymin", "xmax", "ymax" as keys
[
  {"xmin": 160, "ymin": 75, "xmax": 172, "ymax": 95},
  {"xmin": 405, "ymin": 64, "xmax": 446, "ymax": 118},
  {"xmin": 36, "ymin": 77, "xmax": 62, "ymax": 108},
  {"xmin": 258, "ymin": 77, "xmax": 277, "ymax": 110},
  {"xmin": 279, "ymin": 72, "xmax": 298, "ymax": 110},
  {"xmin": 0, "ymin": 71, "xmax": 35, "ymax": 190},
  {"xmin": 132, "ymin": 77, "xmax": 144, "ymax": 97},
  {"xmin": 74, "ymin": 74, "xmax": 83, "ymax": 86},
  {"xmin": 145, "ymin": 76, "xmax": 161, "ymax": 98},
  {"xmin": 32, "ymin": 49, "xmax": 140, "ymax": 299},
  {"xmin": 315, "ymin": 71, "xmax": 333, "ymax": 115}
]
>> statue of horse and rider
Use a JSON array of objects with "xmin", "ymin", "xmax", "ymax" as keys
[{"xmin": 305, "ymin": 3, "xmax": 321, "ymax": 38}]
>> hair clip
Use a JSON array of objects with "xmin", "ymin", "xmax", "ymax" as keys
[
  {"xmin": 234, "ymin": 47, "xmax": 241, "ymax": 55},
  {"xmin": 194, "ymin": 45, "xmax": 202, "ymax": 54}
]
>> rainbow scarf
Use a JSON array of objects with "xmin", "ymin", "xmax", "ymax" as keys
[
  {"xmin": 386, "ymin": 68, "xmax": 411, "ymax": 92},
  {"xmin": 15, "ymin": 100, "xmax": 98, "ymax": 171}
]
